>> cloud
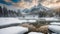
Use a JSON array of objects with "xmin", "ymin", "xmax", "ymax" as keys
[
  {"xmin": 4, "ymin": 0, "xmax": 20, "ymax": 3},
  {"xmin": 0, "ymin": 0, "xmax": 21, "ymax": 5},
  {"xmin": 0, "ymin": 0, "xmax": 12, "ymax": 5},
  {"xmin": 41, "ymin": 0, "xmax": 60, "ymax": 8},
  {"xmin": 0, "ymin": 0, "xmax": 39, "ymax": 9},
  {"xmin": 1, "ymin": 0, "xmax": 60, "ymax": 9},
  {"xmin": 13, "ymin": 0, "xmax": 39, "ymax": 9},
  {"xmin": 4, "ymin": 0, "xmax": 11, "ymax": 2}
]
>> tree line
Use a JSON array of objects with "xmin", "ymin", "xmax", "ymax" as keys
[{"xmin": 0, "ymin": 6, "xmax": 22, "ymax": 17}]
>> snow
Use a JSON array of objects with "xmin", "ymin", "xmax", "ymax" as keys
[
  {"xmin": 40, "ymin": 17, "xmax": 59, "ymax": 21},
  {"xmin": 28, "ymin": 32, "xmax": 43, "ymax": 34},
  {"xmin": 0, "ymin": 18, "xmax": 22, "ymax": 26},
  {"xmin": 0, "ymin": 18, "xmax": 36, "ymax": 26},
  {"xmin": 0, "ymin": 17, "xmax": 59, "ymax": 26},
  {"xmin": 48, "ymin": 25, "xmax": 60, "ymax": 34},
  {"xmin": 0, "ymin": 18, "xmax": 60, "ymax": 34},
  {"xmin": 0, "ymin": 26, "xmax": 28, "ymax": 34},
  {"xmin": 0, "ymin": 18, "xmax": 37, "ymax": 34},
  {"xmin": 28, "ymin": 32, "xmax": 57, "ymax": 34},
  {"xmin": 52, "ymin": 33, "xmax": 57, "ymax": 34},
  {"xmin": 50, "ymin": 22, "xmax": 60, "ymax": 25}
]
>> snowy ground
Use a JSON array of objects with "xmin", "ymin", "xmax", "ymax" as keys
[
  {"xmin": 0, "ymin": 18, "xmax": 60, "ymax": 34},
  {"xmin": 48, "ymin": 25, "xmax": 60, "ymax": 34},
  {"xmin": 28, "ymin": 32, "xmax": 43, "ymax": 34},
  {"xmin": 28, "ymin": 32, "xmax": 57, "ymax": 34},
  {"xmin": 0, "ymin": 18, "xmax": 36, "ymax": 26},
  {"xmin": 0, "ymin": 26, "xmax": 28, "ymax": 34},
  {"xmin": 50, "ymin": 22, "xmax": 60, "ymax": 25},
  {"xmin": 0, "ymin": 18, "xmax": 37, "ymax": 34},
  {"xmin": 0, "ymin": 17, "xmax": 59, "ymax": 26}
]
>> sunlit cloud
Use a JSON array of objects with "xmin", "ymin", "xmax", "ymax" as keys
[
  {"xmin": 41, "ymin": 0, "xmax": 60, "ymax": 8},
  {"xmin": 1, "ymin": 0, "xmax": 60, "ymax": 9},
  {"xmin": 13, "ymin": 0, "xmax": 39, "ymax": 9},
  {"xmin": 3, "ymin": 0, "xmax": 39, "ymax": 9}
]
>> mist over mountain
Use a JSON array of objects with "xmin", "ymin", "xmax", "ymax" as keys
[
  {"xmin": 0, "ymin": 0, "xmax": 60, "ymax": 11},
  {"xmin": 0, "ymin": 0, "xmax": 60, "ymax": 17},
  {"xmin": 0, "ymin": 3, "xmax": 49, "ymax": 13}
]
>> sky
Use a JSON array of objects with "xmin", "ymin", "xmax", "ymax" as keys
[
  {"xmin": 0, "ymin": 0, "xmax": 20, "ymax": 5},
  {"xmin": 0, "ymin": 0, "xmax": 39, "ymax": 9},
  {"xmin": 0, "ymin": 0, "xmax": 60, "ymax": 9}
]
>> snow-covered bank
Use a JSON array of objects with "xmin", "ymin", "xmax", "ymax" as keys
[
  {"xmin": 28, "ymin": 32, "xmax": 43, "ymax": 34},
  {"xmin": 28, "ymin": 32, "xmax": 57, "ymax": 34},
  {"xmin": 48, "ymin": 25, "xmax": 60, "ymax": 34},
  {"xmin": 0, "ymin": 26, "xmax": 28, "ymax": 34},
  {"xmin": 0, "ymin": 18, "xmax": 36, "ymax": 26},
  {"xmin": 50, "ymin": 22, "xmax": 60, "ymax": 25},
  {"xmin": 0, "ymin": 17, "xmax": 59, "ymax": 26},
  {"xmin": 0, "ymin": 17, "xmax": 60, "ymax": 34},
  {"xmin": 39, "ymin": 17, "xmax": 60, "ymax": 21}
]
